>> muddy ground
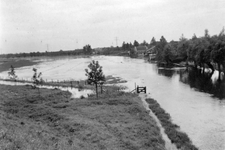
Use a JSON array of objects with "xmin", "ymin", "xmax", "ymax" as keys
[{"xmin": 0, "ymin": 84, "xmax": 165, "ymax": 150}]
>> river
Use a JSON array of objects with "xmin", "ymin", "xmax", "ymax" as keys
[{"xmin": 0, "ymin": 56, "xmax": 225, "ymax": 150}]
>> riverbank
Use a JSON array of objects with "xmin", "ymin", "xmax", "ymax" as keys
[
  {"xmin": 0, "ymin": 84, "xmax": 166, "ymax": 149},
  {"xmin": 146, "ymin": 98, "xmax": 198, "ymax": 150}
]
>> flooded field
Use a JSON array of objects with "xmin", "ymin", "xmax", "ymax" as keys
[
  {"xmin": 0, "ymin": 80, "xmax": 93, "ymax": 98},
  {"xmin": 0, "ymin": 56, "xmax": 225, "ymax": 150}
]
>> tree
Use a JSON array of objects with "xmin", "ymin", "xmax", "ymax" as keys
[
  {"xmin": 150, "ymin": 37, "xmax": 156, "ymax": 46},
  {"xmin": 85, "ymin": 60, "xmax": 105, "ymax": 98},
  {"xmin": 211, "ymin": 31, "xmax": 225, "ymax": 80},
  {"xmin": 155, "ymin": 36, "xmax": 168, "ymax": 61},
  {"xmin": 177, "ymin": 34, "xmax": 189, "ymax": 63},
  {"xmin": 83, "ymin": 44, "xmax": 92, "ymax": 55},
  {"xmin": 188, "ymin": 35, "xmax": 200, "ymax": 67},
  {"xmin": 122, "ymin": 42, "xmax": 131, "ymax": 50},
  {"xmin": 8, "ymin": 65, "xmax": 17, "ymax": 80},
  {"xmin": 129, "ymin": 47, "xmax": 138, "ymax": 58},
  {"xmin": 160, "ymin": 36, "xmax": 167, "ymax": 45},
  {"xmin": 133, "ymin": 40, "xmax": 139, "ymax": 47},
  {"xmin": 141, "ymin": 40, "xmax": 148, "ymax": 46},
  {"xmin": 32, "ymin": 68, "xmax": 43, "ymax": 88},
  {"xmin": 192, "ymin": 34, "xmax": 197, "ymax": 40},
  {"xmin": 162, "ymin": 44, "xmax": 173, "ymax": 64},
  {"xmin": 122, "ymin": 42, "xmax": 126, "ymax": 50}
]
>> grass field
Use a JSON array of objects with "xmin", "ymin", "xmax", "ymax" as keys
[{"xmin": 0, "ymin": 84, "xmax": 166, "ymax": 150}]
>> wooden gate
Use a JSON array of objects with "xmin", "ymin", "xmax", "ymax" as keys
[{"xmin": 136, "ymin": 86, "xmax": 146, "ymax": 93}]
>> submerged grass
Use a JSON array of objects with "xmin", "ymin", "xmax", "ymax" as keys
[{"xmin": 146, "ymin": 98, "xmax": 198, "ymax": 150}]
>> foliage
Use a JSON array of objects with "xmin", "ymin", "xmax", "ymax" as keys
[
  {"xmin": 155, "ymin": 36, "xmax": 168, "ymax": 61},
  {"xmin": 140, "ymin": 40, "xmax": 148, "ymax": 46},
  {"xmin": 85, "ymin": 60, "xmax": 105, "ymax": 98},
  {"xmin": 8, "ymin": 65, "xmax": 17, "ymax": 80},
  {"xmin": 150, "ymin": 37, "xmax": 157, "ymax": 46},
  {"xmin": 122, "ymin": 42, "xmax": 132, "ymax": 50},
  {"xmin": 177, "ymin": 34, "xmax": 189, "ymax": 59},
  {"xmin": 133, "ymin": 40, "xmax": 139, "ymax": 47},
  {"xmin": 32, "ymin": 68, "xmax": 43, "ymax": 88},
  {"xmin": 83, "ymin": 44, "xmax": 92, "ymax": 55},
  {"xmin": 151, "ymin": 28, "xmax": 225, "ymax": 78}
]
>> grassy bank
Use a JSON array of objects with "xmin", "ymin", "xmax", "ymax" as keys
[
  {"xmin": 146, "ymin": 98, "xmax": 198, "ymax": 150},
  {"xmin": 0, "ymin": 84, "xmax": 166, "ymax": 150}
]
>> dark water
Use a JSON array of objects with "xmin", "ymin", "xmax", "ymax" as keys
[{"xmin": 157, "ymin": 66, "xmax": 225, "ymax": 99}]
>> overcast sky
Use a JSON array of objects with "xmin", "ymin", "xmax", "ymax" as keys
[{"xmin": 0, "ymin": 0, "xmax": 225, "ymax": 54}]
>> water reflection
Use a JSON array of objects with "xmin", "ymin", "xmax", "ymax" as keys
[
  {"xmin": 157, "ymin": 66, "xmax": 225, "ymax": 99},
  {"xmin": 158, "ymin": 68, "xmax": 177, "ymax": 78}
]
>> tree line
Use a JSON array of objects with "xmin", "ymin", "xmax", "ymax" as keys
[
  {"xmin": 151, "ymin": 28, "xmax": 225, "ymax": 79},
  {"xmin": 0, "ymin": 48, "xmax": 93, "ymax": 58}
]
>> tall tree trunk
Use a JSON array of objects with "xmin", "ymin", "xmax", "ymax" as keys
[
  {"xmin": 203, "ymin": 63, "xmax": 205, "ymax": 74},
  {"xmin": 199, "ymin": 63, "xmax": 202, "ymax": 74},
  {"xmin": 95, "ymin": 84, "xmax": 98, "ymax": 98},
  {"xmin": 218, "ymin": 63, "xmax": 221, "ymax": 81},
  {"xmin": 223, "ymin": 62, "xmax": 225, "ymax": 74}
]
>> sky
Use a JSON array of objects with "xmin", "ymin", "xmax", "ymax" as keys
[{"xmin": 0, "ymin": 0, "xmax": 225, "ymax": 54}]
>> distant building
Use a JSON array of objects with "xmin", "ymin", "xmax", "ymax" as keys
[
  {"xmin": 145, "ymin": 46, "xmax": 157, "ymax": 61},
  {"xmin": 146, "ymin": 46, "xmax": 156, "ymax": 55},
  {"xmin": 134, "ymin": 46, "xmax": 148, "ymax": 55}
]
